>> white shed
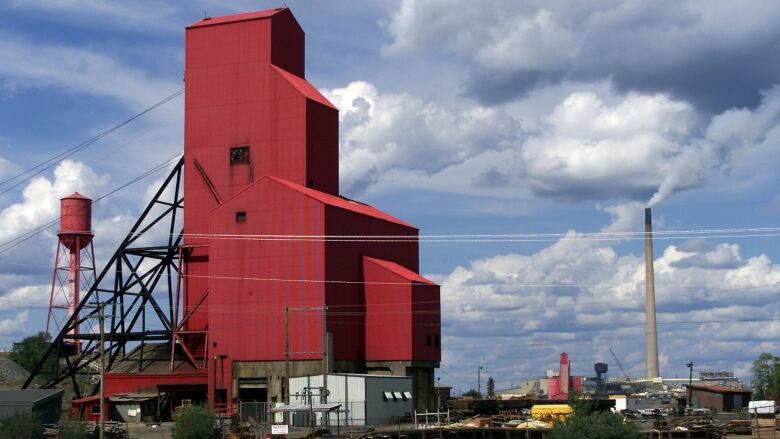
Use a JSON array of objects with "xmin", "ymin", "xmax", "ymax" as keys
[{"xmin": 288, "ymin": 373, "xmax": 413, "ymax": 426}]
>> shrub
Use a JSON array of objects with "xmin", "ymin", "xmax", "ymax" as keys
[
  {"xmin": 548, "ymin": 399, "xmax": 642, "ymax": 439},
  {"xmin": 0, "ymin": 411, "xmax": 44, "ymax": 439},
  {"xmin": 58, "ymin": 419, "xmax": 92, "ymax": 439},
  {"xmin": 174, "ymin": 405, "xmax": 218, "ymax": 439}
]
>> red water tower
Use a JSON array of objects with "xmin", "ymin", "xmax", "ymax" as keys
[{"xmin": 46, "ymin": 192, "xmax": 96, "ymax": 350}]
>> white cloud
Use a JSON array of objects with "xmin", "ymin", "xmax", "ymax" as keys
[
  {"xmin": 0, "ymin": 160, "xmax": 108, "ymax": 241},
  {"xmin": 325, "ymin": 80, "xmax": 679, "ymax": 202},
  {"xmin": 0, "ymin": 36, "xmax": 180, "ymax": 111},
  {"xmin": 0, "ymin": 285, "xmax": 50, "ymax": 310},
  {"xmin": 5, "ymin": 0, "xmax": 263, "ymax": 34},
  {"xmin": 474, "ymin": 9, "xmax": 577, "ymax": 73},
  {"xmin": 326, "ymin": 77, "xmax": 780, "ymax": 207},
  {"xmin": 0, "ymin": 33, "xmax": 183, "ymax": 185},
  {"xmin": 0, "ymin": 311, "xmax": 30, "ymax": 338},
  {"xmin": 598, "ymin": 202, "xmax": 647, "ymax": 234},
  {"xmin": 382, "ymin": 0, "xmax": 780, "ymax": 110},
  {"xmin": 7, "ymin": 0, "xmax": 178, "ymax": 32},
  {"xmin": 434, "ymin": 209, "xmax": 780, "ymax": 385},
  {"xmin": 522, "ymin": 90, "xmax": 696, "ymax": 201},
  {"xmin": 322, "ymin": 81, "xmax": 521, "ymax": 195}
]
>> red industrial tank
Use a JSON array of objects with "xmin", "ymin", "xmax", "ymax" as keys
[
  {"xmin": 59, "ymin": 192, "xmax": 92, "ymax": 250},
  {"xmin": 47, "ymin": 191, "xmax": 96, "ymax": 345}
]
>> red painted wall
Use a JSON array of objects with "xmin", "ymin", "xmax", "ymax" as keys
[
  {"xmin": 364, "ymin": 258, "xmax": 413, "ymax": 360},
  {"xmin": 208, "ymin": 177, "xmax": 326, "ymax": 363},
  {"xmin": 182, "ymin": 8, "xmax": 338, "ymax": 332},
  {"xmin": 325, "ymin": 208, "xmax": 419, "ymax": 360},
  {"xmin": 124, "ymin": 7, "xmax": 444, "ymax": 409},
  {"xmin": 412, "ymin": 282, "xmax": 441, "ymax": 362},
  {"xmin": 363, "ymin": 257, "xmax": 440, "ymax": 362},
  {"xmin": 547, "ymin": 352, "xmax": 583, "ymax": 400},
  {"xmin": 104, "ymin": 373, "xmax": 208, "ymax": 395}
]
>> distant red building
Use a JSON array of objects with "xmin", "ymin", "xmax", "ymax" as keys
[
  {"xmin": 547, "ymin": 352, "xmax": 583, "ymax": 400},
  {"xmin": 93, "ymin": 7, "xmax": 440, "ymax": 414}
]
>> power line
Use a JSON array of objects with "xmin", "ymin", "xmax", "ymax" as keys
[
  {"xmin": 2, "ymin": 270, "xmax": 779, "ymax": 308},
  {"xmin": 0, "ymin": 224, "xmax": 767, "ymax": 252},
  {"xmin": 0, "ymin": 89, "xmax": 183, "ymax": 195},
  {"xmin": 0, "ymin": 153, "xmax": 181, "ymax": 255},
  {"xmin": 94, "ymin": 315, "xmax": 780, "ymax": 332},
  {"xmin": 123, "ymin": 230, "xmax": 780, "ymax": 243},
  {"xmin": 173, "ymin": 226, "xmax": 780, "ymax": 240}
]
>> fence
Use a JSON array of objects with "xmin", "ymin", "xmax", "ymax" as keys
[
  {"xmin": 237, "ymin": 400, "xmax": 417, "ymax": 429},
  {"xmin": 239, "ymin": 401, "xmax": 272, "ymax": 425}
]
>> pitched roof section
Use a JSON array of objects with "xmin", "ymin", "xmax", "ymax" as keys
[
  {"xmin": 0, "ymin": 389, "xmax": 64, "ymax": 405},
  {"xmin": 364, "ymin": 256, "xmax": 435, "ymax": 285},
  {"xmin": 187, "ymin": 8, "xmax": 284, "ymax": 28},
  {"xmin": 272, "ymin": 65, "xmax": 336, "ymax": 109},
  {"xmin": 266, "ymin": 176, "xmax": 415, "ymax": 228},
  {"xmin": 687, "ymin": 384, "xmax": 752, "ymax": 394},
  {"xmin": 63, "ymin": 192, "xmax": 90, "ymax": 200}
]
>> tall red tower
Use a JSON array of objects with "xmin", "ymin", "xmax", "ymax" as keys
[
  {"xmin": 46, "ymin": 193, "xmax": 96, "ymax": 351},
  {"xmin": 180, "ymin": 8, "xmax": 439, "ymax": 411},
  {"xmin": 39, "ymin": 7, "xmax": 439, "ymax": 417}
]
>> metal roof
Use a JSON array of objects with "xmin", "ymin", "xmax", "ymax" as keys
[
  {"xmin": 187, "ymin": 8, "xmax": 284, "ymax": 29},
  {"xmin": 109, "ymin": 393, "xmax": 158, "ymax": 403},
  {"xmin": 0, "ymin": 389, "xmax": 63, "ymax": 406},
  {"xmin": 272, "ymin": 66, "xmax": 337, "ymax": 109},
  {"xmin": 364, "ymin": 257, "xmax": 435, "ymax": 285},
  {"xmin": 62, "ymin": 192, "xmax": 90, "ymax": 200},
  {"xmin": 107, "ymin": 342, "xmax": 204, "ymax": 375},
  {"xmin": 267, "ymin": 176, "xmax": 416, "ymax": 228},
  {"xmin": 686, "ymin": 384, "xmax": 752, "ymax": 394},
  {"xmin": 290, "ymin": 372, "xmax": 413, "ymax": 380},
  {"xmin": 271, "ymin": 402, "xmax": 341, "ymax": 413}
]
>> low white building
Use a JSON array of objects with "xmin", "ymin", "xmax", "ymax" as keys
[
  {"xmin": 288, "ymin": 373, "xmax": 413, "ymax": 427},
  {"xmin": 496, "ymin": 378, "xmax": 548, "ymax": 399}
]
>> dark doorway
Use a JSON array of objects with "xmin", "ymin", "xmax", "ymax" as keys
[
  {"xmin": 238, "ymin": 386, "xmax": 267, "ymax": 402},
  {"xmin": 238, "ymin": 378, "xmax": 268, "ymax": 402}
]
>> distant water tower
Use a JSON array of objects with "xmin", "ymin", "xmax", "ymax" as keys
[{"xmin": 46, "ymin": 192, "xmax": 96, "ymax": 353}]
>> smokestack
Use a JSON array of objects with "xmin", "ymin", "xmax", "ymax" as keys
[{"xmin": 644, "ymin": 207, "xmax": 659, "ymax": 378}]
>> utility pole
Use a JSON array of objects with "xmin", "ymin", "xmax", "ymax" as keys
[
  {"xmin": 436, "ymin": 377, "xmax": 442, "ymax": 439},
  {"xmin": 98, "ymin": 303, "xmax": 105, "ymax": 439},
  {"xmin": 322, "ymin": 306, "xmax": 328, "ymax": 404},
  {"xmin": 284, "ymin": 306, "xmax": 290, "ymax": 404},
  {"xmin": 477, "ymin": 366, "xmax": 483, "ymax": 397},
  {"xmin": 686, "ymin": 361, "xmax": 694, "ymax": 412}
]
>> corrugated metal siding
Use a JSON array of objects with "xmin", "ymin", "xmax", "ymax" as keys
[
  {"xmin": 346, "ymin": 375, "xmax": 366, "ymax": 425},
  {"xmin": 364, "ymin": 376, "xmax": 413, "ymax": 425},
  {"xmin": 173, "ymin": 5, "xmax": 440, "ymax": 411},
  {"xmin": 208, "ymin": 179, "xmax": 326, "ymax": 363},
  {"xmin": 325, "ymin": 207, "xmax": 421, "ymax": 361},
  {"xmin": 289, "ymin": 374, "xmax": 412, "ymax": 426}
]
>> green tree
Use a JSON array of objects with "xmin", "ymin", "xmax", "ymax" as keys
[
  {"xmin": 174, "ymin": 405, "xmax": 218, "ymax": 439},
  {"xmin": 549, "ymin": 399, "xmax": 642, "ymax": 439},
  {"xmin": 0, "ymin": 411, "xmax": 44, "ymax": 439},
  {"xmin": 486, "ymin": 377, "xmax": 495, "ymax": 398},
  {"xmin": 751, "ymin": 352, "xmax": 780, "ymax": 400},
  {"xmin": 9, "ymin": 332, "xmax": 57, "ymax": 380},
  {"xmin": 462, "ymin": 389, "xmax": 482, "ymax": 399}
]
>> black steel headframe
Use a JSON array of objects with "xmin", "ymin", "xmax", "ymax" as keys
[{"xmin": 23, "ymin": 158, "xmax": 184, "ymax": 397}]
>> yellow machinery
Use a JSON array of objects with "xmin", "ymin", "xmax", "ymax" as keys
[{"xmin": 531, "ymin": 404, "xmax": 573, "ymax": 423}]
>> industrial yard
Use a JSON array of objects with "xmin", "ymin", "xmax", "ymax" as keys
[{"xmin": 0, "ymin": 3, "xmax": 778, "ymax": 439}]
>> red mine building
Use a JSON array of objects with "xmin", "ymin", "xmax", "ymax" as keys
[{"xmin": 62, "ymin": 8, "xmax": 440, "ymax": 416}]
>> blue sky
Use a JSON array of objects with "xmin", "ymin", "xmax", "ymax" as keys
[{"xmin": 0, "ymin": 0, "xmax": 779, "ymax": 393}]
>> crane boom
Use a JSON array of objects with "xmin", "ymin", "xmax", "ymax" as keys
[{"xmin": 609, "ymin": 348, "xmax": 631, "ymax": 382}]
